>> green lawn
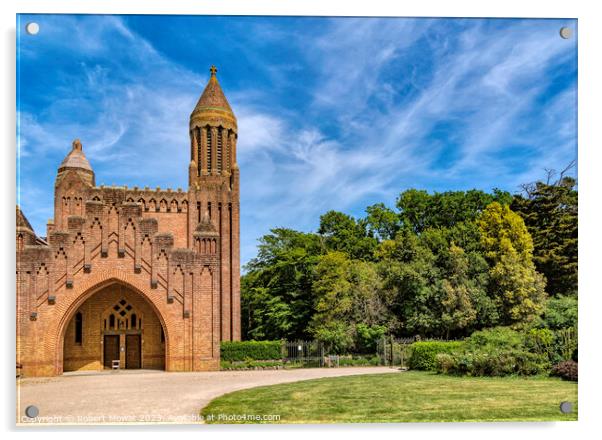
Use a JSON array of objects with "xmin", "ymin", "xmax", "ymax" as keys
[{"xmin": 201, "ymin": 371, "xmax": 577, "ymax": 423}]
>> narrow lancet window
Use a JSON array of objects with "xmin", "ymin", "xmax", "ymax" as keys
[
  {"xmin": 75, "ymin": 312, "xmax": 83, "ymax": 344},
  {"xmin": 217, "ymin": 128, "xmax": 223, "ymax": 172},
  {"xmin": 206, "ymin": 126, "xmax": 212, "ymax": 173}
]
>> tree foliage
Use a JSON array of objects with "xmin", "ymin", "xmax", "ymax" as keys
[
  {"xmin": 242, "ymin": 228, "xmax": 322, "ymax": 341},
  {"xmin": 478, "ymin": 202, "xmax": 547, "ymax": 324},
  {"xmin": 241, "ymin": 178, "xmax": 575, "ymax": 346},
  {"xmin": 318, "ymin": 210, "xmax": 377, "ymax": 260},
  {"xmin": 511, "ymin": 176, "xmax": 578, "ymax": 296},
  {"xmin": 396, "ymin": 188, "xmax": 512, "ymax": 233}
]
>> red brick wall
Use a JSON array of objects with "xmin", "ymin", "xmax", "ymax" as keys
[
  {"xmin": 16, "ymin": 174, "xmax": 224, "ymax": 377},
  {"xmin": 17, "ymin": 78, "xmax": 241, "ymax": 376}
]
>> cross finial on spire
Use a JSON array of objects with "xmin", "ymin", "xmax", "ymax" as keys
[{"xmin": 209, "ymin": 65, "xmax": 217, "ymax": 76}]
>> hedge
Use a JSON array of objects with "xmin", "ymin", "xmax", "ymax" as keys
[
  {"xmin": 408, "ymin": 341, "xmax": 464, "ymax": 371},
  {"xmin": 432, "ymin": 327, "xmax": 563, "ymax": 377},
  {"xmin": 220, "ymin": 340, "xmax": 282, "ymax": 361},
  {"xmin": 221, "ymin": 360, "xmax": 284, "ymax": 370},
  {"xmin": 436, "ymin": 349, "xmax": 550, "ymax": 377}
]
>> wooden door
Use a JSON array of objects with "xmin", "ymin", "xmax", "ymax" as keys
[
  {"xmin": 126, "ymin": 334, "xmax": 141, "ymax": 369},
  {"xmin": 103, "ymin": 335, "xmax": 120, "ymax": 368}
]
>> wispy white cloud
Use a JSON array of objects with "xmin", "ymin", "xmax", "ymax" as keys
[{"xmin": 17, "ymin": 16, "xmax": 577, "ymax": 265}]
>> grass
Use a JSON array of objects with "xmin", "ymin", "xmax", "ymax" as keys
[{"xmin": 201, "ymin": 370, "xmax": 577, "ymax": 423}]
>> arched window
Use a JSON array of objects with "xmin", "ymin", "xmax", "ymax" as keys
[
  {"xmin": 75, "ymin": 312, "xmax": 83, "ymax": 344},
  {"xmin": 160, "ymin": 327, "xmax": 165, "ymax": 343},
  {"xmin": 103, "ymin": 300, "xmax": 141, "ymax": 332}
]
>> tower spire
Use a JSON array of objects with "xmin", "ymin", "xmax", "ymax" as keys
[
  {"xmin": 56, "ymin": 139, "xmax": 95, "ymax": 187},
  {"xmin": 189, "ymin": 66, "xmax": 238, "ymax": 183}
]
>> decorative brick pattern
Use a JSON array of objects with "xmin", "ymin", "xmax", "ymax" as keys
[{"xmin": 16, "ymin": 67, "xmax": 239, "ymax": 377}]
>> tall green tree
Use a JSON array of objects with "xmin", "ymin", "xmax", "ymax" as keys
[
  {"xmin": 318, "ymin": 210, "xmax": 377, "ymax": 260},
  {"xmin": 511, "ymin": 176, "xmax": 578, "ymax": 296},
  {"xmin": 478, "ymin": 202, "xmax": 547, "ymax": 324},
  {"xmin": 440, "ymin": 244, "xmax": 479, "ymax": 339},
  {"xmin": 365, "ymin": 203, "xmax": 400, "ymax": 241},
  {"xmin": 241, "ymin": 228, "xmax": 323, "ymax": 340},
  {"xmin": 310, "ymin": 251, "xmax": 386, "ymax": 352},
  {"xmin": 377, "ymin": 228, "xmax": 444, "ymax": 336},
  {"xmin": 396, "ymin": 188, "xmax": 512, "ymax": 233}
]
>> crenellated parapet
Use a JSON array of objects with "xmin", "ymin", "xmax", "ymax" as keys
[{"xmin": 88, "ymin": 185, "xmax": 190, "ymax": 214}]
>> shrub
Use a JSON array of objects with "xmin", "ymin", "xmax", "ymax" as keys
[
  {"xmin": 434, "ymin": 326, "xmax": 553, "ymax": 377},
  {"xmin": 338, "ymin": 355, "xmax": 381, "ymax": 367},
  {"xmin": 221, "ymin": 359, "xmax": 283, "ymax": 370},
  {"xmin": 355, "ymin": 324, "xmax": 387, "ymax": 353},
  {"xmin": 221, "ymin": 340, "xmax": 282, "ymax": 362},
  {"xmin": 313, "ymin": 322, "xmax": 354, "ymax": 354},
  {"xmin": 524, "ymin": 328, "xmax": 554, "ymax": 356},
  {"xmin": 436, "ymin": 348, "xmax": 550, "ymax": 377},
  {"xmin": 551, "ymin": 360, "xmax": 578, "ymax": 381},
  {"xmin": 553, "ymin": 327, "xmax": 578, "ymax": 363},
  {"xmin": 408, "ymin": 341, "xmax": 464, "ymax": 371},
  {"xmin": 539, "ymin": 296, "xmax": 578, "ymax": 330},
  {"xmin": 435, "ymin": 353, "xmax": 456, "ymax": 374},
  {"xmin": 464, "ymin": 327, "xmax": 524, "ymax": 350}
]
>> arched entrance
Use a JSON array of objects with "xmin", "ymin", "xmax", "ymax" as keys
[{"xmin": 62, "ymin": 282, "xmax": 166, "ymax": 372}]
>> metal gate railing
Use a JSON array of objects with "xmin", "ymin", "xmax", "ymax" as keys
[
  {"xmin": 282, "ymin": 340, "xmax": 325, "ymax": 367},
  {"xmin": 377, "ymin": 336, "xmax": 415, "ymax": 369}
]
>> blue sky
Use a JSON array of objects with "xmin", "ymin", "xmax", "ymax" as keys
[{"xmin": 16, "ymin": 15, "xmax": 577, "ymax": 266}]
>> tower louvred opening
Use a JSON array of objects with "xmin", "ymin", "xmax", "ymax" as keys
[{"xmin": 189, "ymin": 65, "xmax": 237, "ymax": 179}]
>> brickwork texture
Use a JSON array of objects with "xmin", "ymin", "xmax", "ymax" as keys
[{"xmin": 16, "ymin": 66, "xmax": 241, "ymax": 377}]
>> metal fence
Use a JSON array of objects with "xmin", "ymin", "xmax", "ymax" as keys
[
  {"xmin": 281, "ymin": 337, "xmax": 420, "ymax": 368},
  {"xmin": 282, "ymin": 340, "xmax": 325, "ymax": 367},
  {"xmin": 377, "ymin": 336, "xmax": 416, "ymax": 369}
]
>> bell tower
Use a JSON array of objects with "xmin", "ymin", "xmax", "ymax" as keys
[
  {"xmin": 188, "ymin": 66, "xmax": 240, "ymax": 341},
  {"xmin": 189, "ymin": 65, "xmax": 238, "ymax": 184}
]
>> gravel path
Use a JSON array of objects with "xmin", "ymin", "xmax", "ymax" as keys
[{"xmin": 17, "ymin": 367, "xmax": 398, "ymax": 425}]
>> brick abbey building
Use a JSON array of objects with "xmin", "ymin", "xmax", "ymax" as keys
[{"xmin": 16, "ymin": 66, "xmax": 240, "ymax": 377}]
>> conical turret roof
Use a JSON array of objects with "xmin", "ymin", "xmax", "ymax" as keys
[
  {"xmin": 190, "ymin": 65, "xmax": 236, "ymax": 122},
  {"xmin": 16, "ymin": 205, "xmax": 33, "ymax": 232},
  {"xmin": 58, "ymin": 139, "xmax": 93, "ymax": 172}
]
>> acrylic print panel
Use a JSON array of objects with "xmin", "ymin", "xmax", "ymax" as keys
[{"xmin": 16, "ymin": 15, "xmax": 578, "ymax": 425}]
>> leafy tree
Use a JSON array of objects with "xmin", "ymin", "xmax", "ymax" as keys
[
  {"xmin": 440, "ymin": 244, "xmax": 478, "ymax": 339},
  {"xmin": 312, "ymin": 321, "xmax": 354, "ymax": 354},
  {"xmin": 365, "ymin": 203, "xmax": 400, "ymax": 241},
  {"xmin": 310, "ymin": 252, "xmax": 387, "ymax": 352},
  {"xmin": 241, "ymin": 181, "xmax": 574, "ymax": 346},
  {"xmin": 318, "ymin": 211, "xmax": 377, "ymax": 260},
  {"xmin": 478, "ymin": 202, "xmax": 547, "ymax": 324},
  {"xmin": 355, "ymin": 323, "xmax": 387, "ymax": 353},
  {"xmin": 511, "ymin": 176, "xmax": 578, "ymax": 296},
  {"xmin": 241, "ymin": 228, "xmax": 323, "ymax": 340},
  {"xmin": 537, "ymin": 295, "xmax": 578, "ymax": 330},
  {"xmin": 377, "ymin": 229, "xmax": 443, "ymax": 336},
  {"xmin": 396, "ymin": 188, "xmax": 512, "ymax": 233},
  {"xmin": 310, "ymin": 252, "xmax": 354, "ymax": 352}
]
